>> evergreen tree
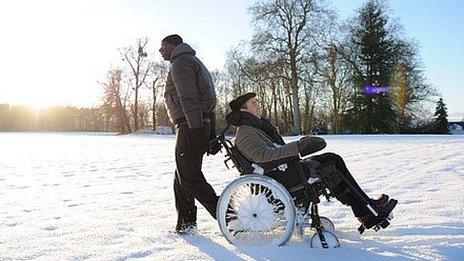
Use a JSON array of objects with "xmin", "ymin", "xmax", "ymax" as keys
[
  {"xmin": 431, "ymin": 98, "xmax": 450, "ymax": 134},
  {"xmin": 346, "ymin": 0, "xmax": 398, "ymax": 133}
]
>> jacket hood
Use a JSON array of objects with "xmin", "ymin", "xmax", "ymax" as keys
[{"xmin": 170, "ymin": 43, "xmax": 196, "ymax": 60}]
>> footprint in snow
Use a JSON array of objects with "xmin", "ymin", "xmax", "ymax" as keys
[
  {"xmin": 403, "ymin": 199, "xmax": 421, "ymax": 204},
  {"xmin": 43, "ymin": 225, "xmax": 57, "ymax": 231}
]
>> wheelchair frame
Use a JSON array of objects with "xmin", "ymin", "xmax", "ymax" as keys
[{"xmin": 215, "ymin": 131, "xmax": 341, "ymax": 248}]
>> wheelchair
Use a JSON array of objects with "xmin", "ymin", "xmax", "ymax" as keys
[{"xmin": 214, "ymin": 133, "xmax": 341, "ymax": 248}]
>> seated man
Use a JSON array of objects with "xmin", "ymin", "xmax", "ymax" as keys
[{"xmin": 225, "ymin": 92, "xmax": 397, "ymax": 232}]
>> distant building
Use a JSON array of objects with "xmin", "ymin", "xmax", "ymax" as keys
[
  {"xmin": 155, "ymin": 126, "xmax": 173, "ymax": 135},
  {"xmin": 132, "ymin": 126, "xmax": 174, "ymax": 135},
  {"xmin": 449, "ymin": 121, "xmax": 464, "ymax": 135}
]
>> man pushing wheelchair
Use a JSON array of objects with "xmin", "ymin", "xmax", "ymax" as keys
[{"xmin": 158, "ymin": 33, "xmax": 396, "ymax": 244}]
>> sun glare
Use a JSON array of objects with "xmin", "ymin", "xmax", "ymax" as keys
[{"xmin": 28, "ymin": 100, "xmax": 51, "ymax": 113}]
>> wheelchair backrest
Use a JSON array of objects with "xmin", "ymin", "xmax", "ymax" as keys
[{"xmin": 219, "ymin": 137, "xmax": 255, "ymax": 175}]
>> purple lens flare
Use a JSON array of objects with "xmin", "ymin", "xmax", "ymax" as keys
[{"xmin": 363, "ymin": 85, "xmax": 390, "ymax": 95}]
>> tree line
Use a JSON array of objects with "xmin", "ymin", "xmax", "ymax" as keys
[{"xmin": 0, "ymin": 0, "xmax": 452, "ymax": 134}]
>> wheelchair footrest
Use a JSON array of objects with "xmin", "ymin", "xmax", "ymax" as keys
[{"xmin": 358, "ymin": 213, "xmax": 393, "ymax": 234}]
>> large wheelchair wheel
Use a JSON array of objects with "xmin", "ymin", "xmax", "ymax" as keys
[{"xmin": 217, "ymin": 174, "xmax": 296, "ymax": 246}]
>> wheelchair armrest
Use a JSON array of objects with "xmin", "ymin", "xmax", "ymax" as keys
[
  {"xmin": 257, "ymin": 156, "xmax": 301, "ymax": 170},
  {"xmin": 223, "ymin": 137, "xmax": 301, "ymax": 175}
]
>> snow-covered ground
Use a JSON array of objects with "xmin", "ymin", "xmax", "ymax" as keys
[{"xmin": 1, "ymin": 132, "xmax": 463, "ymax": 260}]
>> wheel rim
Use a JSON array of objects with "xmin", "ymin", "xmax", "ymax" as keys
[
  {"xmin": 310, "ymin": 230, "xmax": 340, "ymax": 248},
  {"xmin": 319, "ymin": 216, "xmax": 335, "ymax": 231},
  {"xmin": 218, "ymin": 175, "xmax": 295, "ymax": 246}
]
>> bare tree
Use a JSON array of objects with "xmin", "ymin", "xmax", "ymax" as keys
[
  {"xmin": 226, "ymin": 46, "xmax": 295, "ymax": 132},
  {"xmin": 210, "ymin": 69, "xmax": 227, "ymax": 129},
  {"xmin": 145, "ymin": 61, "xmax": 168, "ymax": 130},
  {"xmin": 121, "ymin": 38, "xmax": 152, "ymax": 131},
  {"xmin": 101, "ymin": 69, "xmax": 132, "ymax": 134},
  {"xmin": 224, "ymin": 48, "xmax": 253, "ymax": 98},
  {"xmin": 250, "ymin": 0, "xmax": 328, "ymax": 134},
  {"xmin": 137, "ymin": 101, "xmax": 151, "ymax": 129},
  {"xmin": 312, "ymin": 46, "xmax": 353, "ymax": 134}
]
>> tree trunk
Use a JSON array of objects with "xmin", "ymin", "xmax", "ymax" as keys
[
  {"xmin": 290, "ymin": 54, "xmax": 301, "ymax": 135},
  {"xmin": 272, "ymin": 82, "xmax": 278, "ymax": 124},
  {"xmin": 152, "ymin": 80, "xmax": 157, "ymax": 131},
  {"xmin": 152, "ymin": 96, "xmax": 157, "ymax": 131},
  {"xmin": 134, "ymin": 75, "xmax": 139, "ymax": 131}
]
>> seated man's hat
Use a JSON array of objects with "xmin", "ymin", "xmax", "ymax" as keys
[{"xmin": 229, "ymin": 92, "xmax": 256, "ymax": 111}]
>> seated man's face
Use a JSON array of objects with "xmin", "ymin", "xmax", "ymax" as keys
[{"xmin": 241, "ymin": 97, "xmax": 261, "ymax": 118}]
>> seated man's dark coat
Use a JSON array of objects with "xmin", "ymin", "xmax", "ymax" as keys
[{"xmin": 226, "ymin": 111, "xmax": 323, "ymax": 189}]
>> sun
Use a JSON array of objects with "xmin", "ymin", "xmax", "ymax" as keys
[{"xmin": 28, "ymin": 100, "xmax": 51, "ymax": 113}]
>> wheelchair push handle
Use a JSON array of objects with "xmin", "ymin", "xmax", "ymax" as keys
[{"xmin": 206, "ymin": 124, "xmax": 231, "ymax": 156}]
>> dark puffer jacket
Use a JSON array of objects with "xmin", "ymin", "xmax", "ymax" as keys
[{"xmin": 164, "ymin": 43, "xmax": 216, "ymax": 129}]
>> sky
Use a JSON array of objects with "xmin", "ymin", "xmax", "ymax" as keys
[{"xmin": 0, "ymin": 0, "xmax": 462, "ymax": 120}]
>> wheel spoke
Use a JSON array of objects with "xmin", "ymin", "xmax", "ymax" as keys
[{"xmin": 218, "ymin": 175, "xmax": 295, "ymax": 246}]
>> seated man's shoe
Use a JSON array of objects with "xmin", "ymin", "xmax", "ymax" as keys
[
  {"xmin": 359, "ymin": 198, "xmax": 398, "ymax": 230},
  {"xmin": 175, "ymin": 220, "xmax": 197, "ymax": 235},
  {"xmin": 371, "ymin": 194, "xmax": 389, "ymax": 206}
]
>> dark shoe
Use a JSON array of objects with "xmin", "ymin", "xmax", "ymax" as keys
[
  {"xmin": 176, "ymin": 208, "xmax": 197, "ymax": 234},
  {"xmin": 175, "ymin": 220, "xmax": 197, "ymax": 235},
  {"xmin": 359, "ymin": 199, "xmax": 398, "ymax": 229},
  {"xmin": 371, "ymin": 194, "xmax": 389, "ymax": 206}
]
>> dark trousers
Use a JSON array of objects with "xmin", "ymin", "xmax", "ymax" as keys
[
  {"xmin": 174, "ymin": 122, "xmax": 218, "ymax": 223},
  {"xmin": 311, "ymin": 153, "xmax": 371, "ymax": 217},
  {"xmin": 266, "ymin": 152, "xmax": 371, "ymax": 217}
]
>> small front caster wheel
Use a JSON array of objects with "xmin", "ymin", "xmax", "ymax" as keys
[{"xmin": 310, "ymin": 230, "xmax": 340, "ymax": 248}]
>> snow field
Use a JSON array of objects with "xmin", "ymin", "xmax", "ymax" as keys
[{"xmin": 0, "ymin": 133, "xmax": 463, "ymax": 260}]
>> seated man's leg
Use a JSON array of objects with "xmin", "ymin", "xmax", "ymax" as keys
[
  {"xmin": 264, "ymin": 161, "xmax": 319, "ymax": 205},
  {"xmin": 312, "ymin": 153, "xmax": 371, "ymax": 202},
  {"xmin": 315, "ymin": 159, "xmax": 369, "ymax": 217},
  {"xmin": 265, "ymin": 162, "xmax": 312, "ymax": 189},
  {"xmin": 311, "ymin": 153, "xmax": 397, "ymax": 228}
]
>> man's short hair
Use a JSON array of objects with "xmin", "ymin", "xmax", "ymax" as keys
[{"xmin": 162, "ymin": 34, "xmax": 183, "ymax": 46}]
